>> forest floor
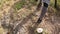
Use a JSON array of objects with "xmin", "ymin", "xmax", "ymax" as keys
[{"xmin": 0, "ymin": 0, "xmax": 60, "ymax": 34}]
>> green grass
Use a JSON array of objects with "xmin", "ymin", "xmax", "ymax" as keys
[
  {"xmin": 13, "ymin": 0, "xmax": 37, "ymax": 10},
  {"xmin": 14, "ymin": 0, "xmax": 26, "ymax": 10},
  {"xmin": 50, "ymin": 0, "xmax": 60, "ymax": 16},
  {"xmin": 50, "ymin": 0, "xmax": 60, "ymax": 7},
  {"xmin": 58, "ymin": 0, "xmax": 60, "ymax": 4}
]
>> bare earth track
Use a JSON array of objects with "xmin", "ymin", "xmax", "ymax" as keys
[{"xmin": 0, "ymin": 0, "xmax": 60, "ymax": 34}]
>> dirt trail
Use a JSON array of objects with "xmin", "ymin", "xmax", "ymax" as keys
[
  {"xmin": 8, "ymin": 6, "xmax": 60, "ymax": 34},
  {"xmin": 0, "ymin": 0, "xmax": 60, "ymax": 34},
  {"xmin": 13, "ymin": 7, "xmax": 60, "ymax": 34}
]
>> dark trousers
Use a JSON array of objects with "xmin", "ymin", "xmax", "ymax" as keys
[{"xmin": 37, "ymin": 2, "xmax": 48, "ymax": 23}]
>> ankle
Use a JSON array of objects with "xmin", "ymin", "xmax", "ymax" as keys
[{"xmin": 37, "ymin": 19, "xmax": 42, "ymax": 23}]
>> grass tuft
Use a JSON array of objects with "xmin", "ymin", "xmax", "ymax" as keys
[{"xmin": 14, "ymin": 0, "xmax": 26, "ymax": 10}]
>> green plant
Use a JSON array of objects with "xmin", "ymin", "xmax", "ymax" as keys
[{"xmin": 14, "ymin": 0, "xmax": 26, "ymax": 10}]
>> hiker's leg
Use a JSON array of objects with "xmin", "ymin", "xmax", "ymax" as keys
[
  {"xmin": 32, "ymin": 0, "xmax": 42, "ymax": 16},
  {"xmin": 37, "ymin": 2, "xmax": 48, "ymax": 23}
]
